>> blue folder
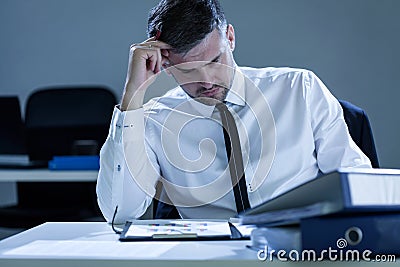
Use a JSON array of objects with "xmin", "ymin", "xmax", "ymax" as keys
[{"xmin": 48, "ymin": 155, "xmax": 100, "ymax": 170}]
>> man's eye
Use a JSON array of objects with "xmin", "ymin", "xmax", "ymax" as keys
[
  {"xmin": 212, "ymin": 57, "xmax": 220, "ymax": 63},
  {"xmin": 173, "ymin": 67, "xmax": 193, "ymax": 74},
  {"xmin": 180, "ymin": 69, "xmax": 193, "ymax": 74}
]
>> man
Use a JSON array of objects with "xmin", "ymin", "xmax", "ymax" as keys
[{"xmin": 96, "ymin": 0, "xmax": 371, "ymax": 223}]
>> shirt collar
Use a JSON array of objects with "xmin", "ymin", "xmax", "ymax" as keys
[
  {"xmin": 224, "ymin": 67, "xmax": 246, "ymax": 107},
  {"xmin": 184, "ymin": 66, "xmax": 246, "ymax": 117}
]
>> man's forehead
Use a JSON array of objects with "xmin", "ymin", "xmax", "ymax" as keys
[{"xmin": 169, "ymin": 29, "xmax": 223, "ymax": 63}]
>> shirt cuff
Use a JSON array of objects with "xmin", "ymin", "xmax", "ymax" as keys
[{"xmin": 109, "ymin": 106, "xmax": 145, "ymax": 143}]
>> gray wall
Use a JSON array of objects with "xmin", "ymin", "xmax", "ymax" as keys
[{"xmin": 1, "ymin": 0, "xmax": 399, "ymax": 168}]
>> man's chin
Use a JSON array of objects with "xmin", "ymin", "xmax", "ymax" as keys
[
  {"xmin": 195, "ymin": 89, "xmax": 228, "ymax": 106},
  {"xmin": 195, "ymin": 97, "xmax": 221, "ymax": 106}
]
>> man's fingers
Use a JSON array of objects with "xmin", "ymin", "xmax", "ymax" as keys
[
  {"xmin": 143, "ymin": 36, "xmax": 156, "ymax": 43},
  {"xmin": 131, "ymin": 39, "xmax": 172, "ymax": 50},
  {"xmin": 152, "ymin": 40, "xmax": 172, "ymax": 50},
  {"xmin": 148, "ymin": 53, "xmax": 157, "ymax": 72},
  {"xmin": 128, "ymin": 38, "xmax": 172, "ymax": 74},
  {"xmin": 155, "ymin": 48, "xmax": 162, "ymax": 73}
]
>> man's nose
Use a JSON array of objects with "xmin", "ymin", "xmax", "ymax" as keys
[
  {"xmin": 199, "ymin": 81, "xmax": 213, "ymax": 89},
  {"xmin": 198, "ymin": 69, "xmax": 213, "ymax": 89}
]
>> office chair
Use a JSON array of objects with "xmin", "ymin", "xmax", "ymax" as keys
[
  {"xmin": 0, "ymin": 86, "xmax": 117, "ymax": 228},
  {"xmin": 339, "ymin": 100, "xmax": 379, "ymax": 168},
  {"xmin": 25, "ymin": 86, "xmax": 116, "ymax": 161},
  {"xmin": 153, "ymin": 100, "xmax": 380, "ymax": 219},
  {"xmin": 0, "ymin": 96, "xmax": 27, "ymax": 156}
]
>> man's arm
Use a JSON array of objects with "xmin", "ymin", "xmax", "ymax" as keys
[
  {"xmin": 96, "ymin": 37, "xmax": 171, "ymax": 223},
  {"xmin": 96, "ymin": 106, "xmax": 160, "ymax": 223},
  {"xmin": 304, "ymin": 71, "xmax": 372, "ymax": 172}
]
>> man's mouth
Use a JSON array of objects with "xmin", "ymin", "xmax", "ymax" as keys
[{"xmin": 200, "ymin": 86, "xmax": 221, "ymax": 97}]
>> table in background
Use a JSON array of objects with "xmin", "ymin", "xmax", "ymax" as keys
[
  {"xmin": 0, "ymin": 169, "xmax": 98, "ymax": 207},
  {"xmin": 0, "ymin": 169, "xmax": 98, "ymax": 182}
]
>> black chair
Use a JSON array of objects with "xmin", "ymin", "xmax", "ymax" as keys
[
  {"xmin": 154, "ymin": 100, "xmax": 380, "ymax": 219},
  {"xmin": 25, "ymin": 87, "xmax": 116, "ymax": 161},
  {"xmin": 339, "ymin": 100, "xmax": 379, "ymax": 168},
  {"xmin": 0, "ymin": 96, "xmax": 27, "ymax": 156},
  {"xmin": 0, "ymin": 86, "xmax": 117, "ymax": 228}
]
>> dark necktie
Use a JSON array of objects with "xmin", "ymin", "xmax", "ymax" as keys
[{"xmin": 216, "ymin": 103, "xmax": 250, "ymax": 213}]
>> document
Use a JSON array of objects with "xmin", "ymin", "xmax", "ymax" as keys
[{"xmin": 119, "ymin": 219, "xmax": 248, "ymax": 241}]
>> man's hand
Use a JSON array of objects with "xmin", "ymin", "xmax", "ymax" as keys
[{"xmin": 121, "ymin": 37, "xmax": 171, "ymax": 111}]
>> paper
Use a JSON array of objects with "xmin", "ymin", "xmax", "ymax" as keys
[
  {"xmin": 125, "ymin": 220, "xmax": 232, "ymax": 238},
  {"xmin": 4, "ymin": 240, "xmax": 177, "ymax": 258}
]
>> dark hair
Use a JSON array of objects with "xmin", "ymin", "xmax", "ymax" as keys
[{"xmin": 147, "ymin": 0, "xmax": 227, "ymax": 55}]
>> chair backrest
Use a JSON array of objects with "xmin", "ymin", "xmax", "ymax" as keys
[
  {"xmin": 0, "ymin": 96, "xmax": 27, "ymax": 154},
  {"xmin": 339, "ymin": 100, "xmax": 379, "ymax": 168},
  {"xmin": 18, "ymin": 86, "xmax": 116, "ymax": 210},
  {"xmin": 25, "ymin": 86, "xmax": 116, "ymax": 160}
]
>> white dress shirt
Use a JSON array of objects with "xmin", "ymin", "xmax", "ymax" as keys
[{"xmin": 96, "ymin": 66, "xmax": 371, "ymax": 223}]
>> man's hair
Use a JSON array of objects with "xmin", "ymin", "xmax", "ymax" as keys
[{"xmin": 147, "ymin": 0, "xmax": 227, "ymax": 55}]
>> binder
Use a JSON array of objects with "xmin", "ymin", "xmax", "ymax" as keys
[
  {"xmin": 249, "ymin": 213, "xmax": 400, "ymax": 257},
  {"xmin": 240, "ymin": 168, "xmax": 400, "ymax": 226},
  {"xmin": 119, "ymin": 219, "xmax": 248, "ymax": 241},
  {"xmin": 300, "ymin": 213, "xmax": 400, "ymax": 255}
]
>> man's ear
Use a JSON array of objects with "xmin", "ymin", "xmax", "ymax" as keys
[{"xmin": 226, "ymin": 24, "xmax": 235, "ymax": 51}]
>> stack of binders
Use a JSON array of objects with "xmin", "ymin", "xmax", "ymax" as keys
[{"xmin": 240, "ymin": 168, "xmax": 400, "ymax": 256}]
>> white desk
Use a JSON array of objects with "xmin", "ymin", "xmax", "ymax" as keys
[
  {"xmin": 0, "ymin": 222, "xmax": 397, "ymax": 267},
  {"xmin": 0, "ymin": 222, "xmax": 256, "ymax": 267}
]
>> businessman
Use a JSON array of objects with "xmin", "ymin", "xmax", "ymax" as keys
[{"xmin": 96, "ymin": 0, "xmax": 371, "ymax": 223}]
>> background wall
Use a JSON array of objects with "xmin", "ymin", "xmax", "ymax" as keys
[{"xmin": 0, "ymin": 0, "xmax": 399, "ymax": 168}]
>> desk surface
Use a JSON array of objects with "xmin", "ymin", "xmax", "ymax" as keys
[
  {"xmin": 0, "ymin": 222, "xmax": 397, "ymax": 267},
  {"xmin": 0, "ymin": 169, "xmax": 98, "ymax": 182}
]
